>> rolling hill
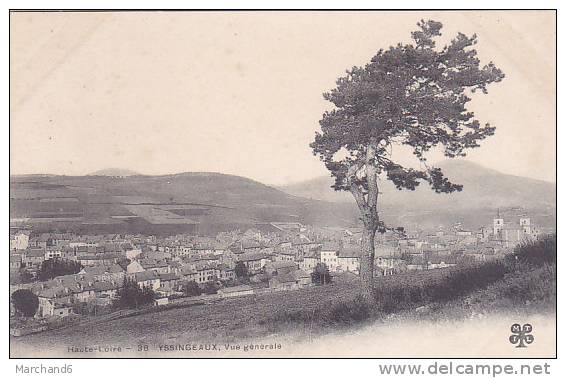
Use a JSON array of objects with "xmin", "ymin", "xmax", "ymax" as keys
[
  {"xmin": 9, "ymin": 172, "xmax": 359, "ymax": 235},
  {"xmin": 88, "ymin": 168, "xmax": 141, "ymax": 177},
  {"xmin": 9, "ymin": 161, "xmax": 556, "ymax": 235},
  {"xmin": 277, "ymin": 160, "xmax": 556, "ymax": 230}
]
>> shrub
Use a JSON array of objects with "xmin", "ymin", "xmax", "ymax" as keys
[
  {"xmin": 267, "ymin": 296, "xmax": 371, "ymax": 327},
  {"xmin": 19, "ymin": 269, "xmax": 34, "ymax": 284},
  {"xmin": 11, "ymin": 289, "xmax": 39, "ymax": 317},
  {"xmin": 267, "ymin": 260, "xmax": 510, "ymax": 327},
  {"xmin": 430, "ymin": 260, "xmax": 507, "ymax": 302},
  {"xmin": 202, "ymin": 281, "xmax": 218, "ymax": 295},
  {"xmin": 38, "ymin": 258, "xmax": 83, "ymax": 281},
  {"xmin": 72, "ymin": 301, "xmax": 88, "ymax": 315},
  {"xmin": 235, "ymin": 261, "xmax": 249, "ymax": 278},
  {"xmin": 182, "ymin": 281, "xmax": 202, "ymax": 297},
  {"xmin": 375, "ymin": 260, "xmax": 507, "ymax": 313},
  {"xmin": 327, "ymin": 295, "xmax": 371, "ymax": 324},
  {"xmin": 311, "ymin": 263, "xmax": 332, "ymax": 285},
  {"xmin": 500, "ymin": 263, "xmax": 556, "ymax": 306},
  {"xmin": 268, "ymin": 308, "xmax": 318, "ymax": 324},
  {"xmin": 508, "ymin": 235, "xmax": 556, "ymax": 267},
  {"xmin": 114, "ymin": 278, "xmax": 156, "ymax": 309}
]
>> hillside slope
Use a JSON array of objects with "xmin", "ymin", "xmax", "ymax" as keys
[
  {"xmin": 10, "ymin": 161, "xmax": 555, "ymax": 234},
  {"xmin": 88, "ymin": 168, "xmax": 141, "ymax": 177},
  {"xmin": 9, "ymin": 173, "xmax": 358, "ymax": 234},
  {"xmin": 278, "ymin": 160, "xmax": 556, "ymax": 229}
]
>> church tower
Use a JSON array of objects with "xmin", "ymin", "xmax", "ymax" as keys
[
  {"xmin": 493, "ymin": 208, "xmax": 504, "ymax": 236},
  {"xmin": 520, "ymin": 217, "xmax": 531, "ymax": 235}
]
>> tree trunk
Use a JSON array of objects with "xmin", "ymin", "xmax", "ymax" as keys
[
  {"xmin": 348, "ymin": 137, "xmax": 380, "ymax": 302},
  {"xmin": 359, "ymin": 226, "xmax": 376, "ymax": 301}
]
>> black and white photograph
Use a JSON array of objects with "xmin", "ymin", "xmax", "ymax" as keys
[{"xmin": 8, "ymin": 9, "xmax": 557, "ymax": 359}]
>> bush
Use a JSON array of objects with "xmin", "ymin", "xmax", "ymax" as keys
[
  {"xmin": 268, "ymin": 295, "xmax": 372, "ymax": 328},
  {"xmin": 327, "ymin": 295, "xmax": 371, "ymax": 324},
  {"xmin": 374, "ymin": 260, "xmax": 507, "ymax": 313},
  {"xmin": 72, "ymin": 301, "xmax": 88, "ymax": 315},
  {"xmin": 235, "ymin": 262, "xmax": 249, "ymax": 278},
  {"xmin": 114, "ymin": 278, "xmax": 156, "ymax": 309},
  {"xmin": 429, "ymin": 260, "xmax": 507, "ymax": 302},
  {"xmin": 19, "ymin": 269, "xmax": 34, "ymax": 284},
  {"xmin": 268, "ymin": 309, "xmax": 317, "ymax": 324},
  {"xmin": 500, "ymin": 263, "xmax": 556, "ymax": 306},
  {"xmin": 508, "ymin": 235, "xmax": 556, "ymax": 267},
  {"xmin": 266, "ymin": 260, "xmax": 511, "ymax": 328},
  {"xmin": 202, "ymin": 281, "xmax": 218, "ymax": 295},
  {"xmin": 38, "ymin": 258, "xmax": 83, "ymax": 281},
  {"xmin": 181, "ymin": 281, "xmax": 202, "ymax": 297},
  {"xmin": 11, "ymin": 289, "xmax": 39, "ymax": 317},
  {"xmin": 311, "ymin": 263, "xmax": 332, "ymax": 285}
]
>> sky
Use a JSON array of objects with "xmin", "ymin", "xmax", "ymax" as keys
[{"xmin": 10, "ymin": 11, "xmax": 556, "ymax": 185}]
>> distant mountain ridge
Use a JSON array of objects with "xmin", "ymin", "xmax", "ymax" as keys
[
  {"xmin": 88, "ymin": 168, "xmax": 141, "ymax": 176},
  {"xmin": 9, "ymin": 171, "xmax": 359, "ymax": 235},
  {"xmin": 9, "ymin": 161, "xmax": 555, "ymax": 235},
  {"xmin": 277, "ymin": 160, "xmax": 556, "ymax": 229}
]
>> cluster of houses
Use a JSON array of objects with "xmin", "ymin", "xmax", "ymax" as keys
[{"xmin": 9, "ymin": 212, "xmax": 544, "ymax": 320}]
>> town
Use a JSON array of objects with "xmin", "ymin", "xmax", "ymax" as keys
[{"xmin": 9, "ymin": 208, "xmax": 545, "ymax": 330}]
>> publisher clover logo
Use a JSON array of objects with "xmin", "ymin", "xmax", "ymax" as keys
[{"xmin": 509, "ymin": 323, "xmax": 534, "ymax": 348}]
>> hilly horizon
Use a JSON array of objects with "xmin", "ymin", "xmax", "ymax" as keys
[
  {"xmin": 10, "ymin": 160, "xmax": 556, "ymax": 234},
  {"xmin": 277, "ymin": 160, "xmax": 556, "ymax": 230},
  {"xmin": 278, "ymin": 160, "xmax": 555, "ymax": 201},
  {"xmin": 9, "ymin": 171, "xmax": 359, "ymax": 235},
  {"xmin": 88, "ymin": 168, "xmax": 141, "ymax": 177}
]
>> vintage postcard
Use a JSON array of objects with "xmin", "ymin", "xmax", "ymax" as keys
[{"xmin": 9, "ymin": 10, "xmax": 556, "ymax": 358}]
